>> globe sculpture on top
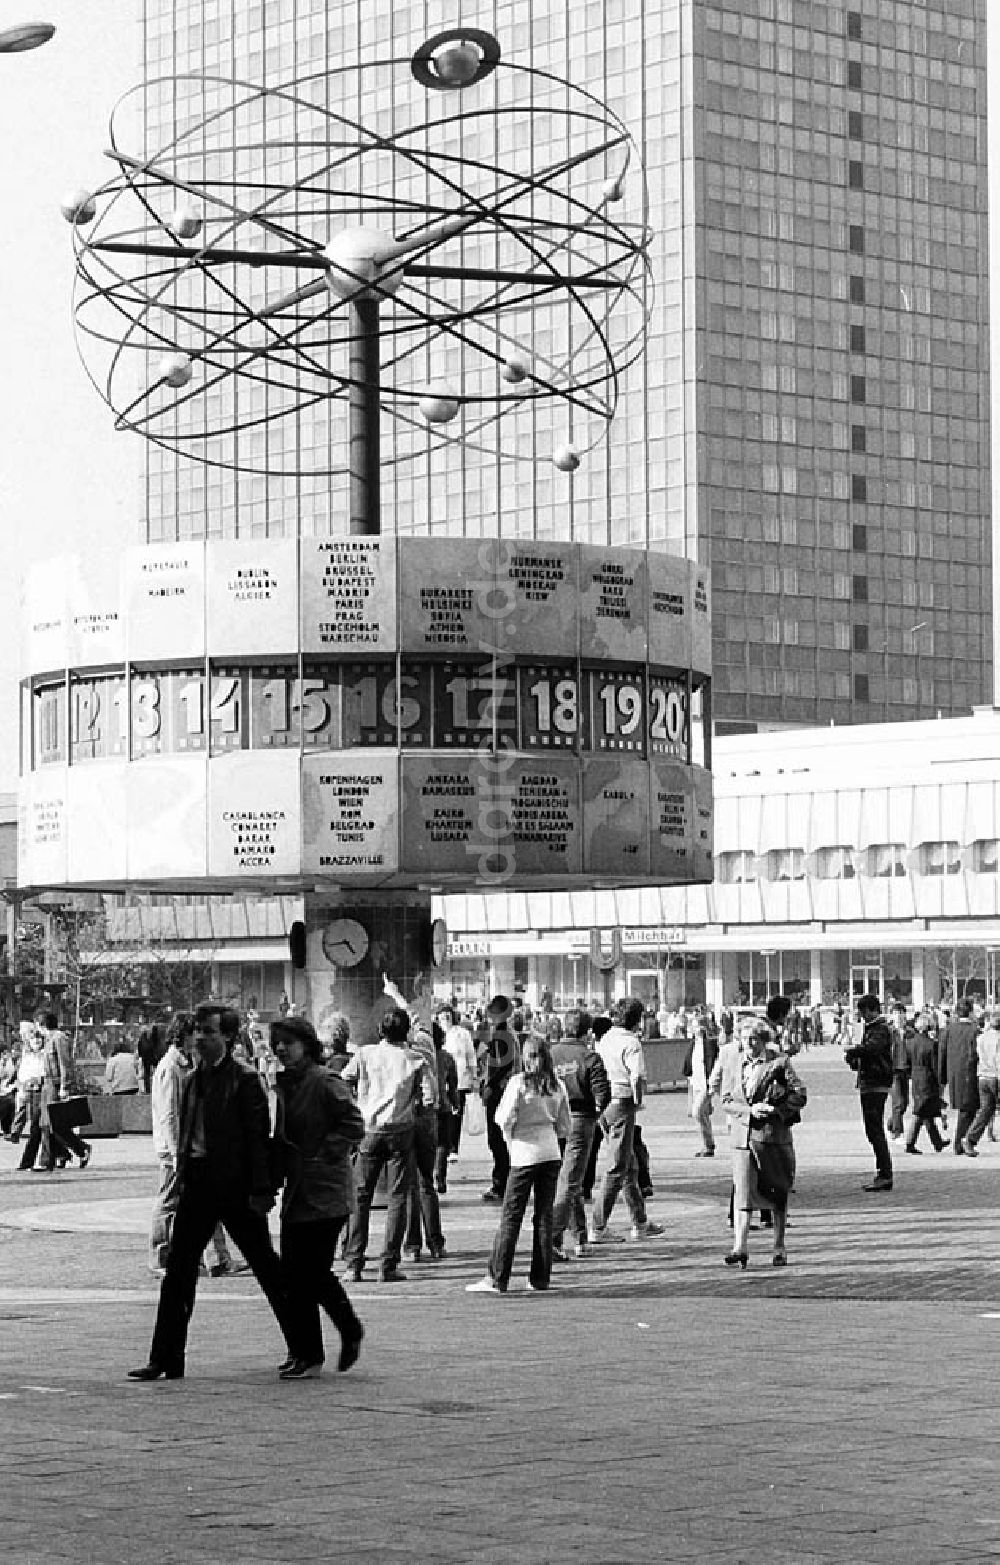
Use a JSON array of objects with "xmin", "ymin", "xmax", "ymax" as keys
[{"xmin": 65, "ymin": 28, "xmax": 652, "ymax": 480}]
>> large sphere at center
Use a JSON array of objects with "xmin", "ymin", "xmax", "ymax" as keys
[{"xmin": 323, "ymin": 227, "xmax": 404, "ymax": 300}]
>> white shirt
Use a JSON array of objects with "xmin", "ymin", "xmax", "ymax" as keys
[
  {"xmin": 341, "ymin": 1040, "xmax": 424, "ymax": 1131},
  {"xmin": 442, "ymin": 1023, "xmax": 477, "ymax": 1091},
  {"xmin": 596, "ymin": 1026, "xmax": 646, "ymax": 1100}
]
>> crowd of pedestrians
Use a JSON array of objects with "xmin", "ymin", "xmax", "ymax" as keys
[{"xmin": 6, "ymin": 976, "xmax": 994, "ymax": 1383}]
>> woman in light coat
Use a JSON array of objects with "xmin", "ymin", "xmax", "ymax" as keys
[{"xmin": 721, "ymin": 1024, "xmax": 806, "ymax": 1269}]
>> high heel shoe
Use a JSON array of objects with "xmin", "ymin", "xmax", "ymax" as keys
[
  {"xmin": 772, "ymin": 1252, "xmax": 788, "ymax": 1268},
  {"xmin": 723, "ymin": 1252, "xmax": 748, "ymax": 1269}
]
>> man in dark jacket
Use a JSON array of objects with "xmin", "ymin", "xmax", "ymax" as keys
[
  {"xmin": 477, "ymin": 995, "xmax": 519, "ymax": 1203},
  {"xmin": 845, "ymin": 992, "xmax": 895, "ymax": 1192},
  {"xmin": 887, "ymin": 1003, "xmax": 914, "ymax": 1138},
  {"xmin": 939, "ymin": 997, "xmax": 980, "ymax": 1154},
  {"xmin": 550, "ymin": 1010, "xmax": 611, "ymax": 1260},
  {"xmin": 128, "ymin": 1004, "xmax": 298, "ymax": 1382}
]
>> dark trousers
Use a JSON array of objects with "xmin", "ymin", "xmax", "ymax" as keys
[
  {"xmin": 280, "ymin": 1217, "xmax": 361, "ymax": 1366},
  {"xmin": 861, "ymin": 1090, "xmax": 892, "ymax": 1180},
  {"xmin": 953, "ymin": 1107, "xmax": 976, "ymax": 1152},
  {"xmin": 552, "ymin": 1114, "xmax": 597, "ymax": 1247},
  {"xmin": 484, "ymin": 1090, "xmax": 510, "ymax": 1196},
  {"xmin": 149, "ymin": 1162, "xmax": 295, "ymax": 1369},
  {"xmin": 906, "ymin": 1112, "xmax": 946, "ymax": 1152},
  {"xmin": 0, "ymin": 1091, "xmax": 14, "ymax": 1136},
  {"xmin": 488, "ymin": 1160, "xmax": 560, "ymax": 1291},
  {"xmin": 583, "ymin": 1121, "xmax": 602, "ymax": 1199},
  {"xmin": 17, "ymin": 1087, "xmax": 44, "ymax": 1170},
  {"xmin": 967, "ymin": 1078, "xmax": 999, "ymax": 1149},
  {"xmin": 584, "ymin": 1119, "xmax": 649, "ymax": 1197},
  {"xmin": 633, "ymin": 1126, "xmax": 652, "ymax": 1191},
  {"xmin": 343, "ymin": 1126, "xmax": 414, "ymax": 1271},
  {"xmin": 45, "ymin": 1100, "xmax": 90, "ymax": 1165},
  {"xmin": 449, "ymin": 1090, "xmax": 468, "ymax": 1155},
  {"xmin": 405, "ymin": 1111, "xmax": 444, "ymax": 1254},
  {"xmin": 888, "ymin": 1070, "xmax": 910, "ymax": 1137},
  {"xmin": 433, "ymin": 1108, "xmax": 455, "ymax": 1188}
]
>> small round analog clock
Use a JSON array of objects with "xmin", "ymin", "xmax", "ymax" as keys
[{"xmin": 321, "ymin": 918, "xmax": 370, "ymax": 969}]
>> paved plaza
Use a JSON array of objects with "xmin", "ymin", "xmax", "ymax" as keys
[{"xmin": 1, "ymin": 1045, "xmax": 999, "ymax": 1563}]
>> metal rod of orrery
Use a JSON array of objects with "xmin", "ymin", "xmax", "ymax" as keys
[{"xmin": 349, "ymin": 298, "xmax": 381, "ymax": 536}]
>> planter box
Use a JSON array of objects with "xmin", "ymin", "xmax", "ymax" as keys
[
  {"xmin": 86, "ymin": 1096, "xmax": 123, "ymax": 1138},
  {"xmin": 120, "ymin": 1094, "xmax": 153, "ymax": 1135}
]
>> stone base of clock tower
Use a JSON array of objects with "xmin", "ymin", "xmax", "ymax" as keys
[{"xmin": 297, "ymin": 892, "xmax": 435, "ymax": 1050}]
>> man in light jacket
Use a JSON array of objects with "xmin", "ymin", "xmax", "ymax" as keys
[
  {"xmin": 588, "ymin": 997, "xmax": 664, "ymax": 1245},
  {"xmin": 341, "ymin": 1007, "xmax": 427, "ymax": 1284}
]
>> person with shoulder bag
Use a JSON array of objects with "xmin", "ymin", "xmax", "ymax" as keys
[{"xmin": 722, "ymin": 1024, "xmax": 806, "ymax": 1269}]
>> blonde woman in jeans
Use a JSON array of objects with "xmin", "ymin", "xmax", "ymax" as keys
[{"xmin": 466, "ymin": 1037, "xmax": 571, "ymax": 1295}]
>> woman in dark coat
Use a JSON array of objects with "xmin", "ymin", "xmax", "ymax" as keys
[
  {"xmin": 905, "ymin": 1014, "xmax": 946, "ymax": 1153},
  {"xmin": 271, "ymin": 1016, "xmax": 366, "ymax": 1379}
]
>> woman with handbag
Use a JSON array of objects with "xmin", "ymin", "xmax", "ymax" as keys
[{"xmin": 721, "ymin": 1024, "xmax": 806, "ymax": 1269}]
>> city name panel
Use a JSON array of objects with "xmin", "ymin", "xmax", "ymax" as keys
[{"xmin": 19, "ymin": 537, "xmax": 712, "ymax": 892}]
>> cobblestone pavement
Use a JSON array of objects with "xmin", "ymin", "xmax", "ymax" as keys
[{"xmin": 1, "ymin": 1047, "xmax": 1000, "ymax": 1563}]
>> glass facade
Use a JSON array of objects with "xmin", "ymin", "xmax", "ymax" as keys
[{"xmin": 139, "ymin": 0, "xmax": 991, "ymax": 729}]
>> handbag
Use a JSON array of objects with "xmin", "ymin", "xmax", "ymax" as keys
[
  {"xmin": 749, "ymin": 1129, "xmax": 795, "ymax": 1203},
  {"xmin": 464, "ymin": 1093, "xmax": 486, "ymax": 1137},
  {"xmin": 50, "ymin": 1094, "xmax": 92, "ymax": 1130}
]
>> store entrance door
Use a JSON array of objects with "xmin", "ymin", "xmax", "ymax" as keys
[{"xmin": 851, "ymin": 964, "xmax": 882, "ymax": 1007}]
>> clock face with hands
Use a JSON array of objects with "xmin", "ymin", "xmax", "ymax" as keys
[{"xmin": 321, "ymin": 918, "xmax": 370, "ymax": 969}]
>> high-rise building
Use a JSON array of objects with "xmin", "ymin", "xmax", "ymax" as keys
[{"xmin": 136, "ymin": 0, "xmax": 991, "ymax": 731}]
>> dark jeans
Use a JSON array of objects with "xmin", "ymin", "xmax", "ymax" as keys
[
  {"xmin": 888, "ymin": 1070, "xmax": 910, "ymax": 1137},
  {"xmin": 582, "ymin": 1121, "xmax": 602, "ymax": 1199},
  {"xmin": 967, "ymin": 1078, "xmax": 999, "ymax": 1148},
  {"xmin": 906, "ymin": 1112, "xmax": 946, "ymax": 1152},
  {"xmin": 488, "ymin": 1160, "xmax": 560, "ymax": 1291},
  {"xmin": 449, "ymin": 1090, "xmax": 469, "ymax": 1155},
  {"xmin": 405, "ymin": 1111, "xmax": 444, "ymax": 1254},
  {"xmin": 552, "ymin": 1114, "xmax": 597, "ymax": 1247},
  {"xmin": 343, "ymin": 1125, "xmax": 414, "ymax": 1271},
  {"xmin": 149, "ymin": 1162, "xmax": 295, "ymax": 1369},
  {"xmin": 0, "ymin": 1091, "xmax": 14, "ymax": 1136},
  {"xmin": 434, "ymin": 1107, "xmax": 456, "ymax": 1188},
  {"xmin": 953, "ymin": 1107, "xmax": 976, "ymax": 1152},
  {"xmin": 484, "ymin": 1090, "xmax": 510, "ymax": 1196},
  {"xmin": 861, "ymin": 1090, "xmax": 892, "ymax": 1180},
  {"xmin": 280, "ymin": 1216, "xmax": 361, "ymax": 1366},
  {"xmin": 17, "ymin": 1087, "xmax": 44, "ymax": 1170}
]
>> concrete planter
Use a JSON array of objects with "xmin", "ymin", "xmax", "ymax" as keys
[
  {"xmin": 85, "ymin": 1096, "xmax": 123, "ymax": 1138},
  {"xmin": 120, "ymin": 1095, "xmax": 153, "ymax": 1135}
]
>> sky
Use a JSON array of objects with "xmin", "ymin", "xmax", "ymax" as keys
[{"xmin": 1, "ymin": 8, "xmax": 999, "ymax": 795}]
